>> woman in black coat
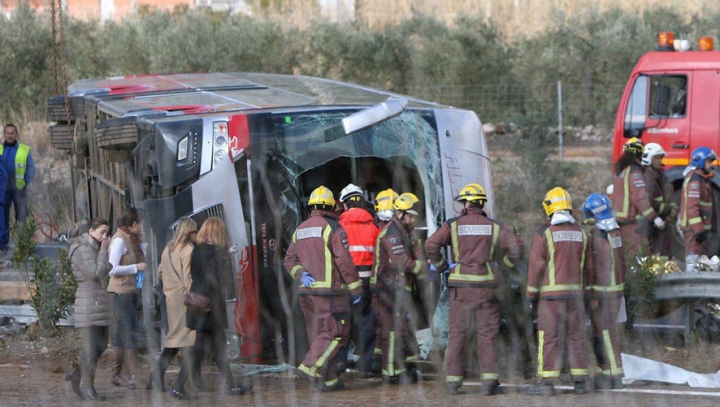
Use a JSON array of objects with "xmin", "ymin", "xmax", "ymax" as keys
[{"xmin": 170, "ymin": 217, "xmax": 251, "ymax": 400}]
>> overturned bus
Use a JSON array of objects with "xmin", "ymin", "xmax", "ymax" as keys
[{"xmin": 47, "ymin": 73, "xmax": 494, "ymax": 363}]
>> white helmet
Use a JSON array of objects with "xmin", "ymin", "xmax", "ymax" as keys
[
  {"xmin": 339, "ymin": 183, "xmax": 364, "ymax": 203},
  {"xmin": 641, "ymin": 142, "xmax": 666, "ymax": 166}
]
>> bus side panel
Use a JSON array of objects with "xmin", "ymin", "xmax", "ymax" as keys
[
  {"xmin": 434, "ymin": 109, "xmax": 494, "ymax": 225},
  {"xmin": 191, "ymin": 156, "xmax": 261, "ymax": 362}
]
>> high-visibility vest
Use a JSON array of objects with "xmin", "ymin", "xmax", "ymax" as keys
[{"xmin": 0, "ymin": 143, "xmax": 30, "ymax": 189}]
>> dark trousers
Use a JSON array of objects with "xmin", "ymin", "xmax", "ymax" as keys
[
  {"xmin": 175, "ymin": 327, "xmax": 235, "ymax": 391},
  {"xmin": 536, "ymin": 297, "xmax": 588, "ymax": 382},
  {"xmin": 444, "ymin": 287, "xmax": 501, "ymax": 385},
  {"xmin": 354, "ymin": 277, "xmax": 377, "ymax": 373},
  {"xmin": 589, "ymin": 297, "xmax": 623, "ymax": 378},
  {"xmin": 113, "ymin": 293, "xmax": 140, "ymax": 349},
  {"xmin": 298, "ymin": 294, "xmax": 351, "ymax": 388},
  {"xmin": 2, "ymin": 188, "xmax": 27, "ymax": 245},
  {"xmin": 376, "ymin": 291, "xmax": 418, "ymax": 378},
  {"xmin": 80, "ymin": 326, "xmax": 109, "ymax": 390},
  {"xmin": 171, "ymin": 346, "xmax": 197, "ymax": 392}
]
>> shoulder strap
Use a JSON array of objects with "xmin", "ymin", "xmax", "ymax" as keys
[
  {"xmin": 167, "ymin": 250, "xmax": 184, "ymax": 284},
  {"xmin": 323, "ymin": 216, "xmax": 341, "ymax": 232}
]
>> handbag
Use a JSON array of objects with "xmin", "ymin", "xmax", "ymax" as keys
[{"xmin": 168, "ymin": 250, "xmax": 211, "ymax": 313}]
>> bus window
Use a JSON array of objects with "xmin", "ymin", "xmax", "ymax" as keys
[{"xmin": 649, "ymin": 75, "xmax": 687, "ymax": 118}]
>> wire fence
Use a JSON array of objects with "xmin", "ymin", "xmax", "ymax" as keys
[{"xmin": 404, "ymin": 82, "xmax": 627, "ymax": 129}]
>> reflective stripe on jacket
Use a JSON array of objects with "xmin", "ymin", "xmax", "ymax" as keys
[
  {"xmin": 371, "ymin": 217, "xmax": 428, "ymax": 295},
  {"xmin": 612, "ymin": 163, "xmax": 657, "ymax": 223},
  {"xmin": 0, "ymin": 143, "xmax": 30, "ymax": 189},
  {"xmin": 679, "ymin": 169, "xmax": 713, "ymax": 233},
  {"xmin": 527, "ymin": 220, "xmax": 591, "ymax": 299},
  {"xmin": 339, "ymin": 208, "xmax": 379, "ymax": 267},
  {"xmin": 644, "ymin": 167, "xmax": 675, "ymax": 218},
  {"xmin": 425, "ymin": 207, "xmax": 524, "ymax": 288},
  {"xmin": 283, "ymin": 210, "xmax": 362, "ymax": 296},
  {"xmin": 586, "ymin": 228, "xmax": 625, "ymax": 298}
]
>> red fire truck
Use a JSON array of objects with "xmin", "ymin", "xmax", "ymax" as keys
[{"xmin": 612, "ymin": 33, "xmax": 720, "ymax": 252}]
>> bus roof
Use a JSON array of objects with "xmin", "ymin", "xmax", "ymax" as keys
[
  {"xmin": 70, "ymin": 72, "xmax": 446, "ymax": 117},
  {"xmin": 634, "ymin": 51, "xmax": 720, "ymax": 73}
]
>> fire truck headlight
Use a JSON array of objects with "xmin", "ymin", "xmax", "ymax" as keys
[
  {"xmin": 214, "ymin": 149, "xmax": 227, "ymax": 166},
  {"xmin": 177, "ymin": 136, "xmax": 189, "ymax": 161}
]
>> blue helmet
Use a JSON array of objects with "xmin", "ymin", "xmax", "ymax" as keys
[
  {"xmin": 690, "ymin": 146, "xmax": 717, "ymax": 168},
  {"xmin": 581, "ymin": 194, "xmax": 614, "ymax": 222}
]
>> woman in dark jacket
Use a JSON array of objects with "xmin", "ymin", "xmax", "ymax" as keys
[
  {"xmin": 65, "ymin": 218, "xmax": 112, "ymax": 400},
  {"xmin": 170, "ymin": 217, "xmax": 251, "ymax": 400}
]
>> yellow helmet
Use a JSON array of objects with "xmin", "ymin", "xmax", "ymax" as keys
[
  {"xmin": 542, "ymin": 187, "xmax": 572, "ymax": 216},
  {"xmin": 308, "ymin": 185, "xmax": 335, "ymax": 207},
  {"xmin": 455, "ymin": 183, "xmax": 487, "ymax": 204},
  {"xmin": 375, "ymin": 188, "xmax": 399, "ymax": 212},
  {"xmin": 623, "ymin": 137, "xmax": 644, "ymax": 156},
  {"xmin": 394, "ymin": 192, "xmax": 423, "ymax": 216}
]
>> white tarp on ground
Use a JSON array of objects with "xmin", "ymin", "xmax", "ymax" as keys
[{"xmin": 622, "ymin": 353, "xmax": 720, "ymax": 388}]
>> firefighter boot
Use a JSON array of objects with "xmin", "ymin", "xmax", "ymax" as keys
[
  {"xmin": 527, "ymin": 381, "xmax": 554, "ymax": 396},
  {"xmin": 124, "ymin": 349, "xmax": 139, "ymax": 389},
  {"xmin": 482, "ymin": 381, "xmax": 504, "ymax": 396},
  {"xmin": 574, "ymin": 380, "xmax": 588, "ymax": 394},
  {"xmin": 110, "ymin": 347, "xmax": 128, "ymax": 387},
  {"xmin": 445, "ymin": 382, "xmax": 463, "ymax": 395}
]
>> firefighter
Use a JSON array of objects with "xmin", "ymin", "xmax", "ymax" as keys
[
  {"xmin": 611, "ymin": 137, "xmax": 664, "ymax": 257},
  {"xmin": 641, "ymin": 143, "xmax": 676, "ymax": 256},
  {"xmin": 526, "ymin": 187, "xmax": 592, "ymax": 396},
  {"xmin": 338, "ymin": 183, "xmax": 380, "ymax": 376},
  {"xmin": 679, "ymin": 147, "xmax": 718, "ymax": 261},
  {"xmin": 370, "ymin": 188, "xmax": 399, "ymax": 369},
  {"xmin": 374, "ymin": 188, "xmax": 399, "ymax": 229},
  {"xmin": 425, "ymin": 183, "xmax": 524, "ymax": 396},
  {"xmin": 372, "ymin": 192, "xmax": 429, "ymax": 384},
  {"xmin": 581, "ymin": 194, "xmax": 626, "ymax": 390},
  {"xmin": 283, "ymin": 185, "xmax": 363, "ymax": 392}
]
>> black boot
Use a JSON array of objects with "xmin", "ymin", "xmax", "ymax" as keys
[
  {"xmin": 445, "ymin": 382, "xmax": 463, "ymax": 395},
  {"xmin": 83, "ymin": 387, "xmax": 107, "ymax": 401},
  {"xmin": 527, "ymin": 381, "xmax": 554, "ymax": 396},
  {"xmin": 482, "ymin": 381, "xmax": 504, "ymax": 396},
  {"xmin": 64, "ymin": 365, "xmax": 83, "ymax": 400}
]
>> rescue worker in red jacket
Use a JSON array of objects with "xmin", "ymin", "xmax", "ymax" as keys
[
  {"xmin": 372, "ymin": 192, "xmax": 429, "ymax": 384},
  {"xmin": 679, "ymin": 147, "xmax": 717, "ymax": 260},
  {"xmin": 526, "ymin": 187, "xmax": 592, "ymax": 396},
  {"xmin": 370, "ymin": 188, "xmax": 399, "ymax": 368},
  {"xmin": 641, "ymin": 143, "xmax": 677, "ymax": 256},
  {"xmin": 338, "ymin": 183, "xmax": 380, "ymax": 376},
  {"xmin": 611, "ymin": 137, "xmax": 664, "ymax": 256},
  {"xmin": 581, "ymin": 194, "xmax": 626, "ymax": 390},
  {"xmin": 425, "ymin": 183, "xmax": 524, "ymax": 396},
  {"xmin": 283, "ymin": 185, "xmax": 363, "ymax": 392}
]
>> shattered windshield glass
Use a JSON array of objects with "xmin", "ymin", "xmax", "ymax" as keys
[{"xmin": 258, "ymin": 109, "xmax": 443, "ymax": 236}]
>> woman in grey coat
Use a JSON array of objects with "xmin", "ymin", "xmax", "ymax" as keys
[{"xmin": 65, "ymin": 218, "xmax": 112, "ymax": 400}]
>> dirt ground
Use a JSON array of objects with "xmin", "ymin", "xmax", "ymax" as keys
[{"xmin": 3, "ymin": 326, "xmax": 720, "ymax": 407}]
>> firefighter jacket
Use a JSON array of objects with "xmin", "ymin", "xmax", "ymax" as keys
[
  {"xmin": 527, "ymin": 220, "xmax": 592, "ymax": 300},
  {"xmin": 679, "ymin": 168, "xmax": 714, "ymax": 234},
  {"xmin": 612, "ymin": 163, "xmax": 657, "ymax": 224},
  {"xmin": 644, "ymin": 168, "xmax": 675, "ymax": 218},
  {"xmin": 339, "ymin": 208, "xmax": 379, "ymax": 275},
  {"xmin": 586, "ymin": 228, "xmax": 626, "ymax": 299},
  {"xmin": 284, "ymin": 210, "xmax": 363, "ymax": 297},
  {"xmin": 371, "ymin": 216, "xmax": 429, "ymax": 300},
  {"xmin": 425, "ymin": 207, "xmax": 524, "ymax": 288}
]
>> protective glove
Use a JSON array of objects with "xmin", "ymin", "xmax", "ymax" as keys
[
  {"xmin": 446, "ymin": 263, "xmax": 458, "ymax": 273},
  {"xmin": 653, "ymin": 217, "xmax": 665, "ymax": 230},
  {"xmin": 695, "ymin": 230, "xmax": 710, "ymax": 244},
  {"xmin": 136, "ymin": 270, "xmax": 145, "ymax": 289},
  {"xmin": 300, "ymin": 271, "xmax": 316, "ymax": 288},
  {"xmin": 352, "ymin": 294, "xmax": 362, "ymax": 305}
]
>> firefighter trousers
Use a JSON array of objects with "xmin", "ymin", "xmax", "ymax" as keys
[
  {"xmin": 683, "ymin": 229, "xmax": 708, "ymax": 258},
  {"xmin": 536, "ymin": 297, "xmax": 589, "ymax": 382},
  {"xmin": 619, "ymin": 222, "xmax": 649, "ymax": 257},
  {"xmin": 444, "ymin": 287, "xmax": 501, "ymax": 385},
  {"xmin": 589, "ymin": 297, "xmax": 623, "ymax": 379},
  {"xmin": 375, "ymin": 291, "xmax": 418, "ymax": 378},
  {"xmin": 298, "ymin": 294, "xmax": 351, "ymax": 388}
]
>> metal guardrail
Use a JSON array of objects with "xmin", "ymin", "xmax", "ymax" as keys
[{"xmin": 654, "ymin": 273, "xmax": 720, "ymax": 301}]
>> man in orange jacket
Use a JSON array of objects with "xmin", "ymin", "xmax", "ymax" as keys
[{"xmin": 338, "ymin": 183, "xmax": 380, "ymax": 376}]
